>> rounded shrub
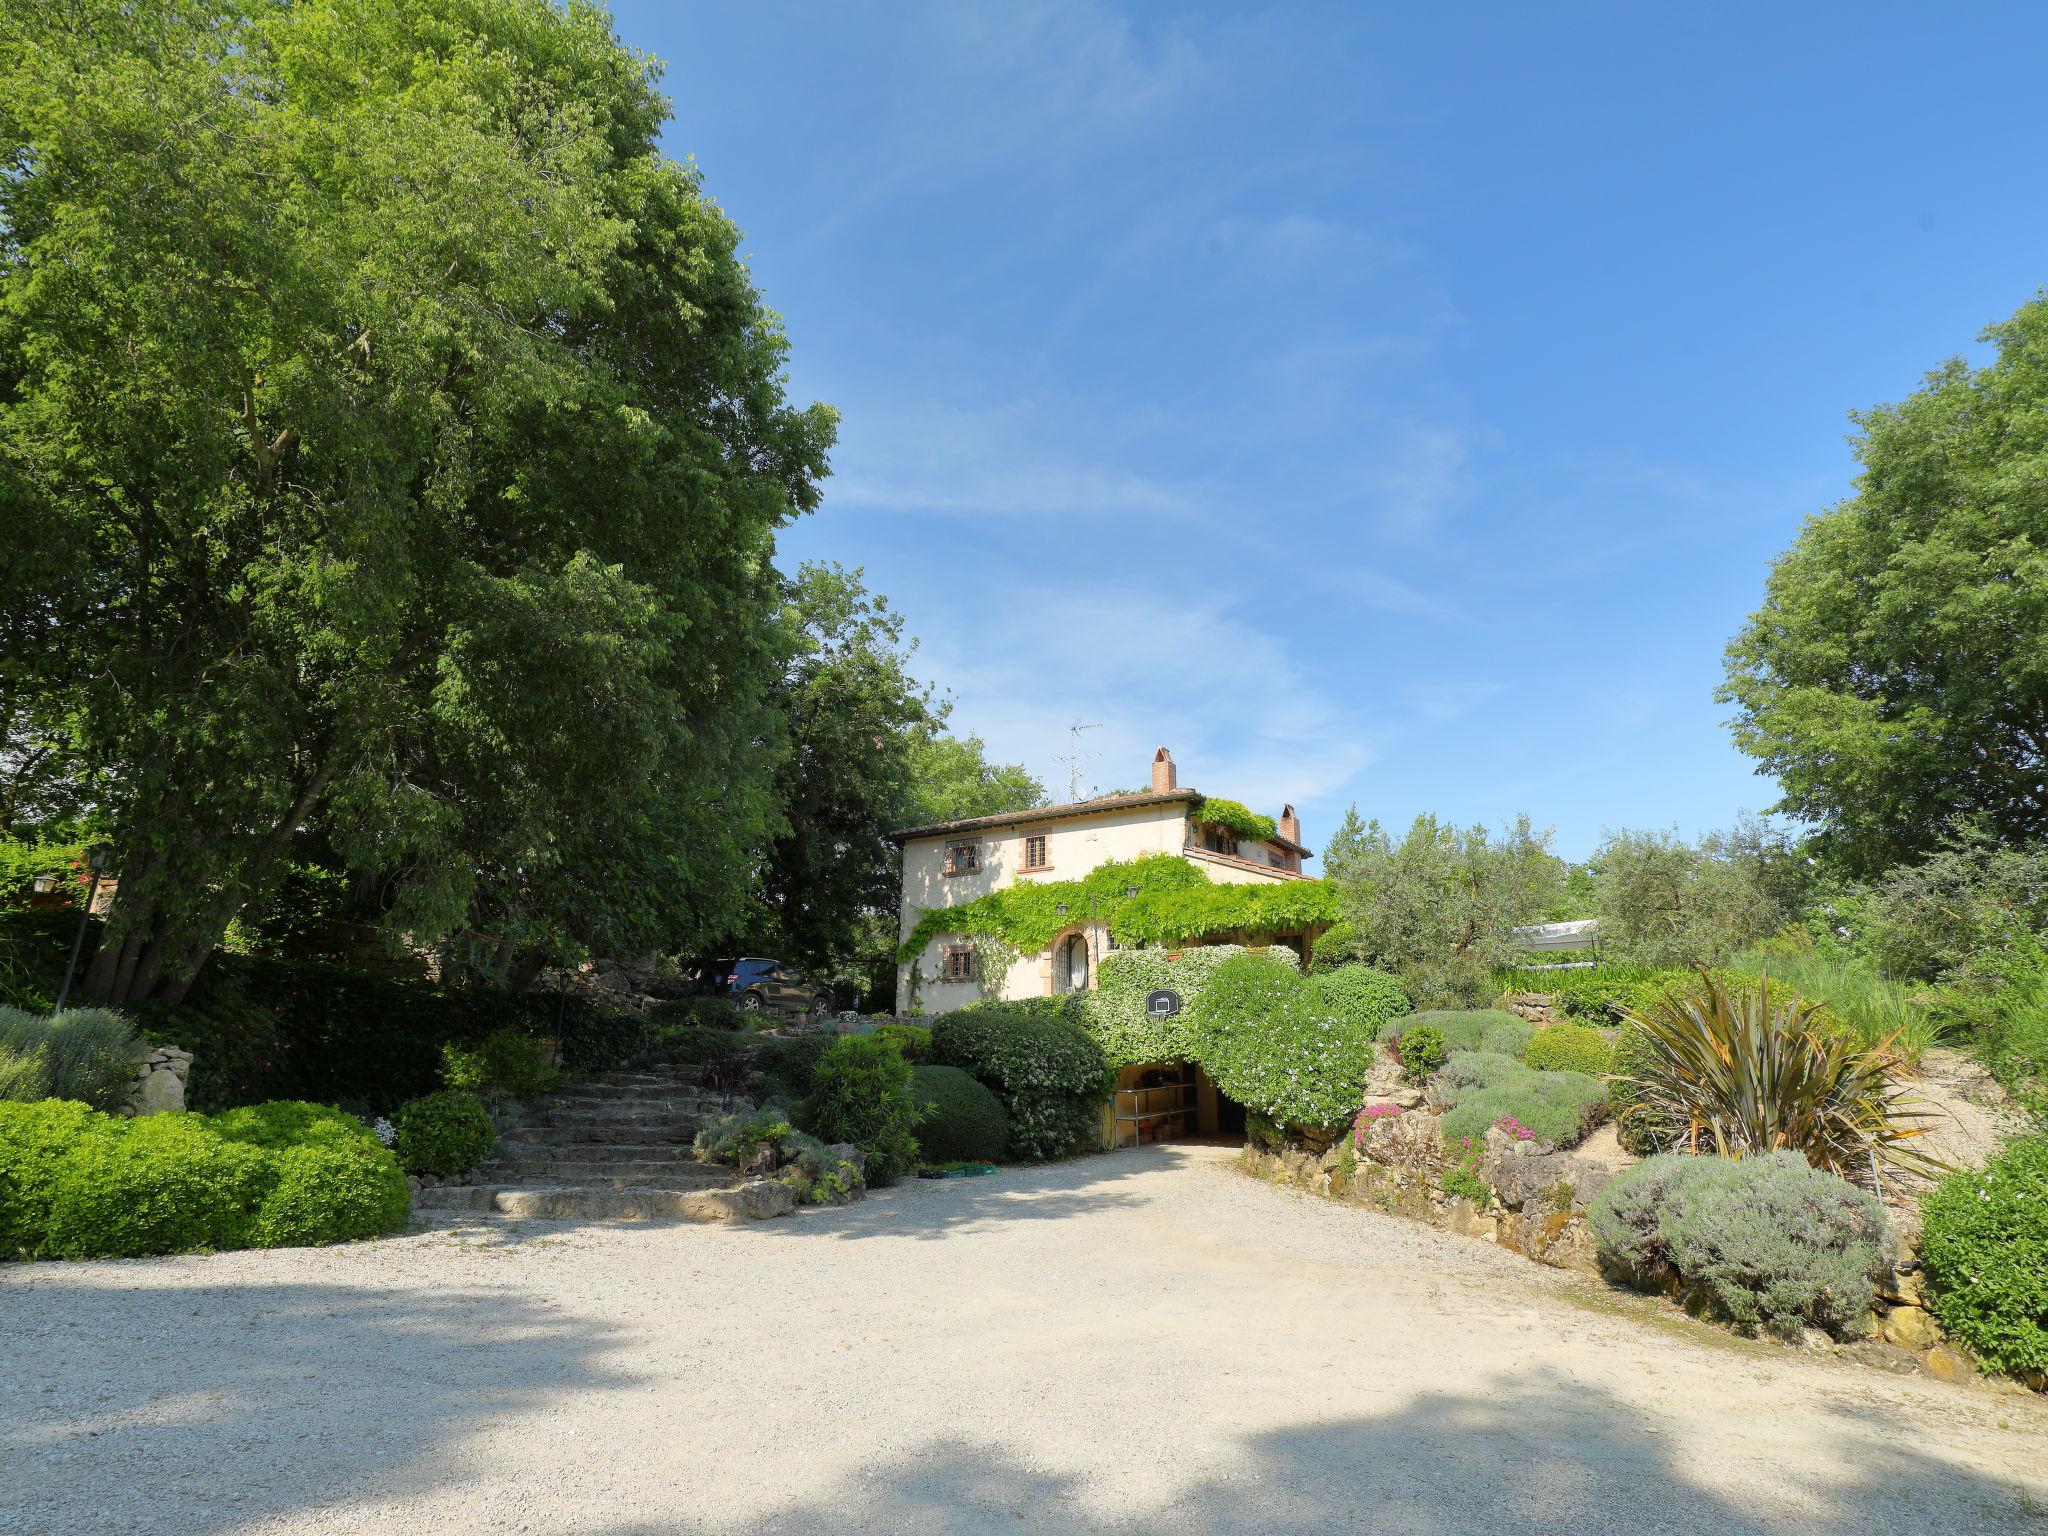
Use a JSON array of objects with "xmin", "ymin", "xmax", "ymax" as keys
[
  {"xmin": 805, "ymin": 1035, "xmax": 923, "ymax": 1186},
  {"xmin": 1920, "ymin": 1131, "xmax": 2048, "ymax": 1377},
  {"xmin": 931, "ymin": 998, "xmax": 1110, "ymax": 1161},
  {"xmin": 253, "ymin": 1139, "xmax": 412, "ymax": 1248},
  {"xmin": 1308, "ymin": 965, "xmax": 1409, "ymax": 1042},
  {"xmin": 1606, "ymin": 1021, "xmax": 1673, "ymax": 1156},
  {"xmin": 908, "ymin": 1064, "xmax": 1008, "ymax": 1164},
  {"xmin": 1434, "ymin": 1063, "xmax": 1608, "ymax": 1149},
  {"xmin": 44, "ymin": 1115, "xmax": 276, "ymax": 1259},
  {"xmin": 393, "ymin": 1089, "xmax": 496, "ymax": 1176},
  {"xmin": 1589, "ymin": 1151, "xmax": 1892, "ymax": 1340},
  {"xmin": 1305, "ymin": 920, "xmax": 1364, "ymax": 975},
  {"xmin": 1187, "ymin": 952, "xmax": 1375, "ymax": 1133},
  {"xmin": 1523, "ymin": 1024, "xmax": 1614, "ymax": 1077}
]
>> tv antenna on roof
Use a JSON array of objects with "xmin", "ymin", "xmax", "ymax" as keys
[{"xmin": 1054, "ymin": 722, "xmax": 1102, "ymax": 803}]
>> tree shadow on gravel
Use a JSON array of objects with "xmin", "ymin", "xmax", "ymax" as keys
[
  {"xmin": 0, "ymin": 1274, "xmax": 632, "ymax": 1536},
  {"xmin": 594, "ymin": 1369, "xmax": 2043, "ymax": 1536}
]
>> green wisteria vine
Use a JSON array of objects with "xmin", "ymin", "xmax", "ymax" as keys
[
  {"xmin": 896, "ymin": 853, "xmax": 1339, "ymax": 963},
  {"xmin": 1192, "ymin": 797, "xmax": 1278, "ymax": 842}
]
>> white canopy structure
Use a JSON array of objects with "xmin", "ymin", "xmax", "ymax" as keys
[{"xmin": 1510, "ymin": 919, "xmax": 1601, "ymax": 953}]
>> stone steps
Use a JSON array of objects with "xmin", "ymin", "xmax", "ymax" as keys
[
  {"xmin": 407, "ymin": 1064, "xmax": 789, "ymax": 1224},
  {"xmin": 528, "ymin": 1122, "xmax": 704, "ymax": 1146},
  {"xmin": 414, "ymin": 1180, "xmax": 793, "ymax": 1223},
  {"xmin": 482, "ymin": 1158, "xmax": 733, "ymax": 1186}
]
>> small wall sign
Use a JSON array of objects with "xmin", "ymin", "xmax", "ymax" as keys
[{"xmin": 1145, "ymin": 989, "xmax": 1181, "ymax": 1019}]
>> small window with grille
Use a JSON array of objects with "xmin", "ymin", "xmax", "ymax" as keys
[
  {"xmin": 944, "ymin": 841, "xmax": 980, "ymax": 876},
  {"xmin": 1023, "ymin": 834, "xmax": 1049, "ymax": 870},
  {"xmin": 940, "ymin": 944, "xmax": 976, "ymax": 983}
]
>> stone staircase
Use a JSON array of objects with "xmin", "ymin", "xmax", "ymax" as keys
[{"xmin": 411, "ymin": 1067, "xmax": 795, "ymax": 1223}]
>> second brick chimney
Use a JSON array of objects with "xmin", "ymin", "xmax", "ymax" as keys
[
  {"xmin": 1150, "ymin": 747, "xmax": 1177, "ymax": 793},
  {"xmin": 1279, "ymin": 803, "xmax": 1301, "ymax": 845}
]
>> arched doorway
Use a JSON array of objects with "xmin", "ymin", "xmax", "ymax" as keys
[{"xmin": 1055, "ymin": 931, "xmax": 1090, "ymax": 993}]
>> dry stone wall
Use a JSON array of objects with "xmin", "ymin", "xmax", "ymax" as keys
[{"xmin": 125, "ymin": 1046, "xmax": 192, "ymax": 1116}]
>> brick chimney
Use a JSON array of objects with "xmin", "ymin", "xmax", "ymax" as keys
[
  {"xmin": 1150, "ymin": 747, "xmax": 1177, "ymax": 793},
  {"xmin": 1279, "ymin": 803, "xmax": 1301, "ymax": 845}
]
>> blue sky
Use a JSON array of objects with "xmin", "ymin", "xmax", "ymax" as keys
[{"xmin": 614, "ymin": 1, "xmax": 2048, "ymax": 861}]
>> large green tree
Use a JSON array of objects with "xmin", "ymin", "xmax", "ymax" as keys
[
  {"xmin": 0, "ymin": 0, "xmax": 834, "ymax": 1003},
  {"xmin": 752, "ymin": 564, "xmax": 1041, "ymax": 992},
  {"xmin": 1722, "ymin": 294, "xmax": 2048, "ymax": 875}
]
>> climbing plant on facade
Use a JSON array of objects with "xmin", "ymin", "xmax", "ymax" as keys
[
  {"xmin": 896, "ymin": 854, "xmax": 1339, "ymax": 964},
  {"xmin": 1192, "ymin": 799, "xmax": 1278, "ymax": 843}
]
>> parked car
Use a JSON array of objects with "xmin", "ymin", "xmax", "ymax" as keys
[{"xmin": 688, "ymin": 957, "xmax": 834, "ymax": 1021}]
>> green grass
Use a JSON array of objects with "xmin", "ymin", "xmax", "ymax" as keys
[{"xmin": 1722, "ymin": 948, "xmax": 1943, "ymax": 1062}]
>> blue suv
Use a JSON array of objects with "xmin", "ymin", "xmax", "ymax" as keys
[{"xmin": 690, "ymin": 957, "xmax": 833, "ymax": 1020}]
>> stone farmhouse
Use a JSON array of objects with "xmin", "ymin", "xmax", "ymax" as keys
[{"xmin": 888, "ymin": 747, "xmax": 1321, "ymax": 1018}]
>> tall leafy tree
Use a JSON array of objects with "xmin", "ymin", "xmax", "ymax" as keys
[
  {"xmin": 1722, "ymin": 293, "xmax": 2048, "ymax": 875},
  {"xmin": 0, "ymin": 0, "xmax": 834, "ymax": 1003},
  {"xmin": 753, "ymin": 564, "xmax": 1041, "ymax": 972},
  {"xmin": 903, "ymin": 730, "xmax": 1045, "ymax": 826}
]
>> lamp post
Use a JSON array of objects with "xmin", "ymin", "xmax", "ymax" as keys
[{"xmin": 53, "ymin": 847, "xmax": 109, "ymax": 1013}]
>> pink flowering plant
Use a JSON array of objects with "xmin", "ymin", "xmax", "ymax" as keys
[
  {"xmin": 1353, "ymin": 1101, "xmax": 1403, "ymax": 1149},
  {"xmin": 1495, "ymin": 1114, "xmax": 1536, "ymax": 1142}
]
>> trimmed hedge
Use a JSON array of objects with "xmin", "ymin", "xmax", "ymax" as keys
[
  {"xmin": 0, "ymin": 1099, "xmax": 113, "ymax": 1257},
  {"xmin": 931, "ymin": 998, "xmax": 1110, "ymax": 1162},
  {"xmin": 0, "ymin": 1098, "xmax": 410, "ymax": 1260},
  {"xmin": 251, "ymin": 1139, "xmax": 412, "ymax": 1247},
  {"xmin": 1920, "ymin": 1131, "xmax": 2048, "ymax": 1376},
  {"xmin": 909, "ymin": 1064, "xmax": 1009, "ymax": 1164},
  {"xmin": 393, "ymin": 1090, "xmax": 496, "ymax": 1176},
  {"xmin": 1589, "ymin": 1151, "xmax": 1893, "ymax": 1340},
  {"xmin": 1523, "ymin": 1024, "xmax": 1614, "ymax": 1077},
  {"xmin": 1186, "ymin": 951, "xmax": 1374, "ymax": 1133}
]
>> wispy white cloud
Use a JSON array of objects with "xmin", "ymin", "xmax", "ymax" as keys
[
  {"xmin": 914, "ymin": 584, "xmax": 1374, "ymax": 815},
  {"xmin": 1365, "ymin": 418, "xmax": 1481, "ymax": 539},
  {"xmin": 824, "ymin": 395, "xmax": 1197, "ymax": 519},
  {"xmin": 1317, "ymin": 566, "xmax": 1462, "ymax": 622}
]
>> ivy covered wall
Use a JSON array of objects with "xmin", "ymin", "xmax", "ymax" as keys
[{"xmin": 897, "ymin": 853, "xmax": 1339, "ymax": 968}]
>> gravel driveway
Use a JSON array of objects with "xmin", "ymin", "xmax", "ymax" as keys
[{"xmin": 4, "ymin": 1145, "xmax": 2044, "ymax": 1535}]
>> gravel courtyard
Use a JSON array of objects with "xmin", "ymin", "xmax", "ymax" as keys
[{"xmin": 4, "ymin": 1145, "xmax": 2044, "ymax": 1536}]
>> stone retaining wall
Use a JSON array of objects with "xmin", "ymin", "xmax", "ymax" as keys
[
  {"xmin": 1241, "ymin": 1110, "xmax": 1992, "ymax": 1386},
  {"xmin": 1245, "ymin": 1112, "xmax": 1609, "ymax": 1273}
]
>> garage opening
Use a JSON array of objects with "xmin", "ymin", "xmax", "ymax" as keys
[{"xmin": 1109, "ymin": 1062, "xmax": 1244, "ymax": 1147}]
